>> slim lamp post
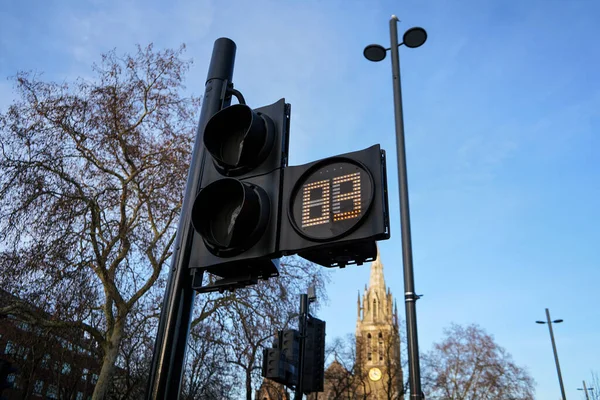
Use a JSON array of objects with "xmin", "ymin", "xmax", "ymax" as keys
[
  {"xmin": 364, "ymin": 15, "xmax": 427, "ymax": 400},
  {"xmin": 578, "ymin": 380, "xmax": 594, "ymax": 400},
  {"xmin": 536, "ymin": 308, "xmax": 567, "ymax": 400}
]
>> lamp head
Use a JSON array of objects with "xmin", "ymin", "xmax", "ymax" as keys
[
  {"xmin": 363, "ymin": 44, "xmax": 387, "ymax": 62},
  {"xmin": 402, "ymin": 27, "xmax": 428, "ymax": 48}
]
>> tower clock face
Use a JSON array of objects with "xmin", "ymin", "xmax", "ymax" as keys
[{"xmin": 369, "ymin": 367, "xmax": 382, "ymax": 381}]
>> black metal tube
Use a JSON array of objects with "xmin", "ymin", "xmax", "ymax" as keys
[
  {"xmin": 145, "ymin": 37, "xmax": 236, "ymax": 400},
  {"xmin": 295, "ymin": 294, "xmax": 309, "ymax": 400},
  {"xmin": 389, "ymin": 15, "xmax": 423, "ymax": 399},
  {"xmin": 546, "ymin": 308, "xmax": 567, "ymax": 400}
]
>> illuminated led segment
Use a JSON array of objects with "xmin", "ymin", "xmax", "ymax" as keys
[
  {"xmin": 290, "ymin": 158, "xmax": 375, "ymax": 241},
  {"xmin": 332, "ymin": 172, "xmax": 362, "ymax": 222},
  {"xmin": 301, "ymin": 179, "xmax": 330, "ymax": 227}
]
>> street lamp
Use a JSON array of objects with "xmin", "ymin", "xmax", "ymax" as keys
[
  {"xmin": 536, "ymin": 308, "xmax": 567, "ymax": 400},
  {"xmin": 363, "ymin": 15, "xmax": 427, "ymax": 400},
  {"xmin": 578, "ymin": 381, "xmax": 594, "ymax": 400}
]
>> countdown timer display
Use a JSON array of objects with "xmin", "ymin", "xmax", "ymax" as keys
[{"xmin": 289, "ymin": 159, "xmax": 374, "ymax": 240}]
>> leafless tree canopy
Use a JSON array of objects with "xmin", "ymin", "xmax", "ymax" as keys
[
  {"xmin": 0, "ymin": 43, "xmax": 198, "ymax": 399},
  {"xmin": 422, "ymin": 323, "xmax": 535, "ymax": 400}
]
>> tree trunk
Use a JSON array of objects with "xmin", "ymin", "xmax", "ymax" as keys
[
  {"xmin": 245, "ymin": 368, "xmax": 253, "ymax": 400},
  {"xmin": 92, "ymin": 318, "xmax": 125, "ymax": 400}
]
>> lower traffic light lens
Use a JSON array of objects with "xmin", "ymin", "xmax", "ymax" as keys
[
  {"xmin": 212, "ymin": 195, "xmax": 243, "ymax": 247},
  {"xmin": 191, "ymin": 178, "xmax": 270, "ymax": 257}
]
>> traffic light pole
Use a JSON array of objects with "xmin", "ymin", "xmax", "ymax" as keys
[
  {"xmin": 389, "ymin": 16, "xmax": 423, "ymax": 399},
  {"xmin": 146, "ymin": 38, "xmax": 236, "ymax": 400},
  {"xmin": 295, "ymin": 293, "xmax": 308, "ymax": 400}
]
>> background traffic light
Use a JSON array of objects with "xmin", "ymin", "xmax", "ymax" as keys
[
  {"xmin": 280, "ymin": 329, "xmax": 300, "ymax": 364},
  {"xmin": 302, "ymin": 318, "xmax": 326, "ymax": 394},
  {"xmin": 190, "ymin": 99, "xmax": 291, "ymax": 280},
  {"xmin": 279, "ymin": 144, "xmax": 390, "ymax": 267},
  {"xmin": 280, "ymin": 329, "xmax": 299, "ymax": 385},
  {"xmin": 262, "ymin": 348, "xmax": 286, "ymax": 383}
]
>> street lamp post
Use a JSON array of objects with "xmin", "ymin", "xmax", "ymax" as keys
[
  {"xmin": 578, "ymin": 381, "xmax": 594, "ymax": 400},
  {"xmin": 364, "ymin": 15, "xmax": 427, "ymax": 400},
  {"xmin": 536, "ymin": 308, "xmax": 567, "ymax": 400}
]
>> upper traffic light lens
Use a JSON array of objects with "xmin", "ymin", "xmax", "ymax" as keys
[
  {"xmin": 191, "ymin": 178, "xmax": 271, "ymax": 257},
  {"xmin": 204, "ymin": 104, "xmax": 274, "ymax": 176}
]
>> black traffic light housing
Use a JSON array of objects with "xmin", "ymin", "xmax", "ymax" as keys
[
  {"xmin": 188, "ymin": 97, "xmax": 390, "ymax": 293},
  {"xmin": 190, "ymin": 99, "xmax": 290, "ymax": 284},
  {"xmin": 262, "ymin": 330, "xmax": 299, "ymax": 387},
  {"xmin": 279, "ymin": 144, "xmax": 389, "ymax": 267},
  {"xmin": 262, "ymin": 348, "xmax": 286, "ymax": 383},
  {"xmin": 302, "ymin": 317, "xmax": 326, "ymax": 394},
  {"xmin": 280, "ymin": 329, "xmax": 300, "ymax": 364}
]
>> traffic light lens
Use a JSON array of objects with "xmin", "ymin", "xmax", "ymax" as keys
[
  {"xmin": 220, "ymin": 126, "xmax": 245, "ymax": 166},
  {"xmin": 289, "ymin": 159, "xmax": 374, "ymax": 241},
  {"xmin": 204, "ymin": 104, "xmax": 274, "ymax": 176},
  {"xmin": 211, "ymin": 195, "xmax": 243, "ymax": 247},
  {"xmin": 192, "ymin": 178, "xmax": 271, "ymax": 257}
]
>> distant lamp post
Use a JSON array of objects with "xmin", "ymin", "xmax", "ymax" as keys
[
  {"xmin": 578, "ymin": 381, "xmax": 594, "ymax": 400},
  {"xmin": 363, "ymin": 15, "xmax": 427, "ymax": 400},
  {"xmin": 536, "ymin": 308, "xmax": 567, "ymax": 400}
]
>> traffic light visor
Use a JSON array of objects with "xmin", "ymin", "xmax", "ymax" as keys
[
  {"xmin": 192, "ymin": 178, "xmax": 271, "ymax": 257},
  {"xmin": 203, "ymin": 104, "xmax": 274, "ymax": 175}
]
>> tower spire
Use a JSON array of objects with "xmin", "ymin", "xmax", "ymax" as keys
[{"xmin": 369, "ymin": 244, "xmax": 386, "ymax": 291}]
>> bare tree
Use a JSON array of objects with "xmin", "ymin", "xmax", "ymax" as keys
[
  {"xmin": 422, "ymin": 323, "xmax": 535, "ymax": 400},
  {"xmin": 105, "ymin": 300, "xmax": 159, "ymax": 400},
  {"xmin": 319, "ymin": 334, "xmax": 364, "ymax": 400},
  {"xmin": 379, "ymin": 327, "xmax": 404, "ymax": 400},
  {"xmin": 180, "ymin": 321, "xmax": 238, "ymax": 400},
  {"xmin": 0, "ymin": 44, "xmax": 198, "ymax": 399}
]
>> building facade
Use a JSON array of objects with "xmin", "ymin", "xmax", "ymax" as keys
[{"xmin": 0, "ymin": 290, "xmax": 101, "ymax": 400}]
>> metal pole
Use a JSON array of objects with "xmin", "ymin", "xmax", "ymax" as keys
[
  {"xmin": 146, "ymin": 38, "xmax": 236, "ymax": 400},
  {"xmin": 295, "ymin": 294, "xmax": 309, "ymax": 400},
  {"xmin": 389, "ymin": 15, "xmax": 423, "ymax": 400},
  {"xmin": 583, "ymin": 381, "xmax": 590, "ymax": 400},
  {"xmin": 546, "ymin": 308, "xmax": 567, "ymax": 400}
]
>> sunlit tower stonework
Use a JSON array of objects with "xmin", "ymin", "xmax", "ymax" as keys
[{"xmin": 355, "ymin": 247, "xmax": 403, "ymax": 399}]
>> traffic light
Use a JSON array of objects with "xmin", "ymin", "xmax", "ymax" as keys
[
  {"xmin": 262, "ymin": 329, "xmax": 299, "ymax": 388},
  {"xmin": 280, "ymin": 329, "xmax": 300, "ymax": 364},
  {"xmin": 190, "ymin": 99, "xmax": 291, "ymax": 280},
  {"xmin": 280, "ymin": 329, "xmax": 299, "ymax": 385},
  {"xmin": 302, "ymin": 317, "xmax": 326, "ymax": 393},
  {"xmin": 279, "ymin": 144, "xmax": 390, "ymax": 267},
  {"xmin": 262, "ymin": 348, "xmax": 286, "ymax": 383}
]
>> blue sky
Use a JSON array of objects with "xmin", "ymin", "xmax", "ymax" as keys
[{"xmin": 1, "ymin": 0, "xmax": 599, "ymax": 398}]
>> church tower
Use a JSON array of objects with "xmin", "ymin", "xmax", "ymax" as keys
[{"xmin": 355, "ymin": 247, "xmax": 403, "ymax": 399}]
